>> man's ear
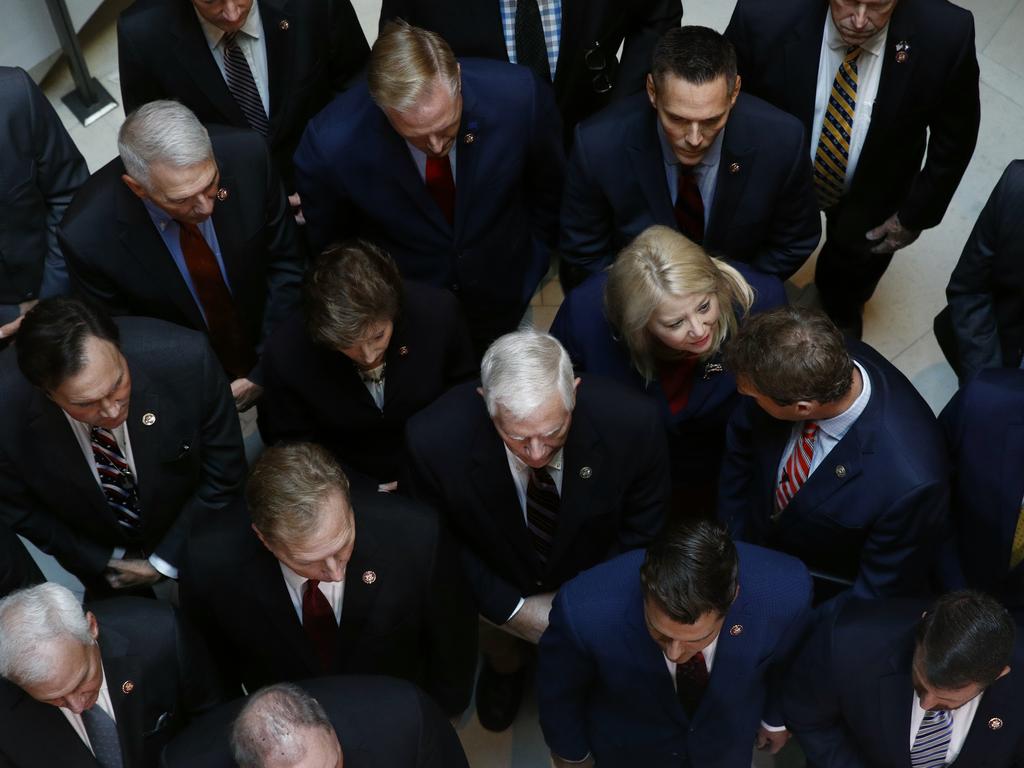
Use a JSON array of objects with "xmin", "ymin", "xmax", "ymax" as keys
[
  {"xmin": 730, "ymin": 73, "xmax": 742, "ymax": 105},
  {"xmin": 85, "ymin": 611, "xmax": 99, "ymax": 642},
  {"xmin": 996, "ymin": 665, "xmax": 1011, "ymax": 682},
  {"xmin": 121, "ymin": 174, "xmax": 149, "ymax": 201},
  {"xmin": 793, "ymin": 400, "xmax": 816, "ymax": 418},
  {"xmin": 645, "ymin": 73, "xmax": 658, "ymax": 109}
]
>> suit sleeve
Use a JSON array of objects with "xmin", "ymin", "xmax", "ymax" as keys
[
  {"xmin": 0, "ymin": 524, "xmax": 43, "ymax": 597},
  {"xmin": 257, "ymin": 346, "xmax": 316, "ymax": 446},
  {"xmin": 762, "ymin": 567, "xmax": 814, "ymax": 728},
  {"xmin": 615, "ymin": 0, "xmax": 683, "ymax": 98},
  {"xmin": 61, "ymin": 224, "xmax": 136, "ymax": 316},
  {"xmin": 171, "ymin": 604, "xmax": 225, "ymax": 718},
  {"xmin": 413, "ymin": 687, "xmax": 470, "ymax": 768},
  {"xmin": 116, "ymin": 18, "xmax": 164, "ymax": 114},
  {"xmin": 614, "ymin": 398, "xmax": 670, "ymax": 552},
  {"xmin": 294, "ymin": 119, "xmax": 357, "ymax": 253},
  {"xmin": 936, "ymin": 390, "xmax": 969, "ymax": 591},
  {"xmin": 327, "ymin": 0, "xmax": 370, "ymax": 91},
  {"xmin": 439, "ymin": 295, "xmax": 477, "ymax": 386},
  {"xmin": 548, "ymin": 294, "xmax": 587, "ymax": 370},
  {"xmin": 559, "ymin": 123, "xmax": 617, "ymax": 274},
  {"xmin": 717, "ymin": 400, "xmax": 758, "ymax": 542},
  {"xmin": 526, "ymin": 72, "xmax": 566, "ymax": 250},
  {"xmin": 537, "ymin": 587, "xmax": 596, "ymax": 762}
]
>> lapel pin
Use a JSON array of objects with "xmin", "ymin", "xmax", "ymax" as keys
[
  {"xmin": 122, "ymin": 680, "xmax": 135, "ymax": 694},
  {"xmin": 834, "ymin": 464, "xmax": 847, "ymax": 478},
  {"xmin": 398, "ymin": 345, "xmax": 409, "ymax": 356},
  {"xmin": 729, "ymin": 624, "xmax": 743, "ymax": 636},
  {"xmin": 728, "ymin": 162, "xmax": 741, "ymax": 174},
  {"xmin": 142, "ymin": 412, "xmax": 156, "ymax": 426},
  {"xmin": 895, "ymin": 40, "xmax": 910, "ymax": 64},
  {"xmin": 989, "ymin": 717, "xmax": 1004, "ymax": 730},
  {"xmin": 463, "ymin": 132, "xmax": 476, "ymax": 145},
  {"xmin": 362, "ymin": 570, "xmax": 376, "ymax": 585},
  {"xmin": 579, "ymin": 466, "xmax": 592, "ymax": 479},
  {"xmin": 702, "ymin": 362, "xmax": 724, "ymax": 379},
  {"xmin": 279, "ymin": 19, "xmax": 289, "ymax": 31},
  {"xmin": 216, "ymin": 187, "xmax": 229, "ymax": 202}
]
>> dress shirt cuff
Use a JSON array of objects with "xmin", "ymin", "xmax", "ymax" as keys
[
  {"xmin": 148, "ymin": 553, "xmax": 178, "ymax": 580},
  {"xmin": 111, "ymin": 547, "xmax": 126, "ymax": 561},
  {"xmin": 505, "ymin": 597, "xmax": 526, "ymax": 624},
  {"xmin": 553, "ymin": 753, "xmax": 592, "ymax": 764},
  {"xmin": 761, "ymin": 721, "xmax": 788, "ymax": 732}
]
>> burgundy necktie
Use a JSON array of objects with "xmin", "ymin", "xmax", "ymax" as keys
[
  {"xmin": 302, "ymin": 579, "xmax": 337, "ymax": 673},
  {"xmin": 676, "ymin": 651, "xmax": 709, "ymax": 717},
  {"xmin": 674, "ymin": 165, "xmax": 705, "ymax": 244},
  {"xmin": 425, "ymin": 155, "xmax": 455, "ymax": 226}
]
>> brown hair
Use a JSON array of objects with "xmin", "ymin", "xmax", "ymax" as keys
[{"xmin": 368, "ymin": 20, "xmax": 460, "ymax": 112}]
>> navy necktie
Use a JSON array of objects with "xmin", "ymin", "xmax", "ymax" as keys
[{"xmin": 82, "ymin": 705, "xmax": 124, "ymax": 768}]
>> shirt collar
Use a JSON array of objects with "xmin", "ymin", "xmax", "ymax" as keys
[
  {"xmin": 195, "ymin": 0, "xmax": 263, "ymax": 50},
  {"xmin": 142, "ymin": 199, "xmax": 174, "ymax": 232},
  {"xmin": 278, "ymin": 561, "xmax": 344, "ymax": 592},
  {"xmin": 504, "ymin": 445, "xmax": 564, "ymax": 474},
  {"xmin": 824, "ymin": 11, "xmax": 888, "ymax": 58},
  {"xmin": 656, "ymin": 116, "xmax": 725, "ymax": 171}
]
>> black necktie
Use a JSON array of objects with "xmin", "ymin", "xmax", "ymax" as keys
[
  {"xmin": 515, "ymin": 0, "xmax": 551, "ymax": 81},
  {"xmin": 223, "ymin": 32, "xmax": 269, "ymax": 135},
  {"xmin": 675, "ymin": 651, "xmax": 709, "ymax": 718},
  {"xmin": 526, "ymin": 467, "xmax": 560, "ymax": 565},
  {"xmin": 82, "ymin": 706, "xmax": 124, "ymax": 768}
]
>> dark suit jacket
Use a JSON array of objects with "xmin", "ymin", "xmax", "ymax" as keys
[
  {"xmin": 160, "ymin": 676, "xmax": 468, "ymax": 768},
  {"xmin": 179, "ymin": 493, "xmax": 477, "ymax": 716},
  {"xmin": 59, "ymin": 127, "xmax": 303, "ymax": 380},
  {"xmin": 550, "ymin": 262, "xmax": 787, "ymax": 489},
  {"xmin": 406, "ymin": 376, "xmax": 670, "ymax": 624},
  {"xmin": 0, "ymin": 525, "xmax": 42, "ymax": 598},
  {"xmin": 937, "ymin": 160, "xmax": 1024, "ymax": 378},
  {"xmin": 258, "ymin": 281, "xmax": 476, "ymax": 487},
  {"xmin": 940, "ymin": 369, "xmax": 1024, "ymax": 616},
  {"xmin": 117, "ymin": 0, "xmax": 368, "ymax": 188},
  {"xmin": 538, "ymin": 545, "xmax": 813, "ymax": 767},
  {"xmin": 784, "ymin": 598, "xmax": 1024, "ymax": 767},
  {"xmin": 0, "ymin": 597, "xmax": 222, "ymax": 768},
  {"xmin": 294, "ymin": 59, "xmax": 565, "ymax": 327},
  {"xmin": 377, "ymin": 0, "xmax": 682, "ymax": 143},
  {"xmin": 718, "ymin": 341, "xmax": 950, "ymax": 600},
  {"xmin": 0, "ymin": 66, "xmax": 88, "ymax": 305},
  {"xmin": 726, "ymin": 0, "xmax": 980, "ymax": 237},
  {"xmin": 0, "ymin": 317, "xmax": 246, "ymax": 587}
]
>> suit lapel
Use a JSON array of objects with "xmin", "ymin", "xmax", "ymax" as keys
[
  {"xmin": 258, "ymin": 0, "xmax": 293, "ymax": 128},
  {"xmin": 453, "ymin": 96, "xmax": 482, "ymax": 239},
  {"xmin": 554, "ymin": 0, "xmax": 583, "ymax": 84},
  {"xmin": 878, "ymin": 644, "xmax": 914, "ymax": 768},
  {"xmin": 124, "ymin": 368, "xmax": 162, "ymax": 536},
  {"xmin": 706, "ymin": 128, "xmax": 755, "ymax": 243},
  {"xmin": 170, "ymin": 3, "xmax": 247, "ymax": 126},
  {"xmin": 628, "ymin": 110, "xmax": 677, "ymax": 228},
  {"xmin": 548, "ymin": 409, "xmax": 606, "ymax": 567},
  {"xmin": 778, "ymin": 426, "xmax": 866, "ymax": 526},
  {"xmin": 861, "ymin": 9, "xmax": 917, "ymax": 160},
  {"xmin": 782, "ymin": 5, "xmax": 827, "ymax": 130},
  {"xmin": 102, "ymin": 631, "xmax": 145, "ymax": 768},
  {"xmin": 998, "ymin": 422, "xmax": 1024, "ymax": 577},
  {"xmin": 249, "ymin": 537, "xmax": 320, "ymax": 673},
  {"xmin": 209, "ymin": 168, "xmax": 247, "ymax": 294},
  {"xmin": 621, "ymin": 595, "xmax": 686, "ymax": 727},
  {"xmin": 336, "ymin": 525, "xmax": 382, "ymax": 666},
  {"xmin": 693, "ymin": 604, "xmax": 763, "ymax": 727},
  {"xmin": 955, "ymin": 670, "xmax": 1015, "ymax": 765}
]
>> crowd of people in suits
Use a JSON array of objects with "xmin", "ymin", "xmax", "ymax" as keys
[{"xmin": 0, "ymin": 0, "xmax": 1023, "ymax": 765}]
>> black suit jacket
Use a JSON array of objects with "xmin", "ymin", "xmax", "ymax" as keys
[
  {"xmin": 179, "ymin": 493, "xmax": 477, "ymax": 716},
  {"xmin": 259, "ymin": 281, "xmax": 475, "ymax": 487},
  {"xmin": 378, "ymin": 0, "xmax": 682, "ymax": 143},
  {"xmin": 406, "ymin": 376, "xmax": 670, "ymax": 624},
  {"xmin": 117, "ymin": 0, "xmax": 368, "ymax": 188},
  {"xmin": 559, "ymin": 91, "xmax": 821, "ymax": 280},
  {"xmin": 59, "ymin": 127, "xmax": 303, "ymax": 380},
  {"xmin": 160, "ymin": 676, "xmax": 468, "ymax": 768},
  {"xmin": 0, "ymin": 317, "xmax": 246, "ymax": 587},
  {"xmin": 0, "ymin": 597, "xmax": 223, "ymax": 768},
  {"xmin": 0, "ymin": 525, "xmax": 42, "ymax": 598},
  {"xmin": 726, "ymin": 0, "xmax": 979, "ymax": 236},
  {"xmin": 0, "ymin": 66, "xmax": 88, "ymax": 305}
]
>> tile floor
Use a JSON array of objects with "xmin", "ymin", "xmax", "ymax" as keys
[{"xmin": 22, "ymin": 0, "xmax": 1024, "ymax": 765}]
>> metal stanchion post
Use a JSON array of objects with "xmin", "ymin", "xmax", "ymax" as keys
[{"xmin": 43, "ymin": 0, "xmax": 118, "ymax": 126}]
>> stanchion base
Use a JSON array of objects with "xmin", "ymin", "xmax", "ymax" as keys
[{"xmin": 61, "ymin": 78, "xmax": 118, "ymax": 127}]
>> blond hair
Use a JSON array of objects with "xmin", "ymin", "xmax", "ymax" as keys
[{"xmin": 368, "ymin": 20, "xmax": 460, "ymax": 112}]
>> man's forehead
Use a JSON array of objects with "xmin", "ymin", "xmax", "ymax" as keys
[{"xmin": 149, "ymin": 159, "xmax": 218, "ymax": 198}]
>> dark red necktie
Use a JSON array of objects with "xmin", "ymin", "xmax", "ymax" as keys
[
  {"xmin": 675, "ymin": 651, "xmax": 709, "ymax": 717},
  {"xmin": 674, "ymin": 165, "xmax": 705, "ymax": 244},
  {"xmin": 177, "ymin": 221, "xmax": 256, "ymax": 378},
  {"xmin": 425, "ymin": 155, "xmax": 455, "ymax": 226},
  {"xmin": 302, "ymin": 579, "xmax": 337, "ymax": 673}
]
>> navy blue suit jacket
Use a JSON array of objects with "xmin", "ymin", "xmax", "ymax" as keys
[
  {"xmin": 294, "ymin": 59, "xmax": 564, "ymax": 326},
  {"xmin": 940, "ymin": 369, "xmax": 1024, "ymax": 615},
  {"xmin": 537, "ymin": 545, "xmax": 812, "ymax": 767},
  {"xmin": 784, "ymin": 598, "xmax": 1024, "ymax": 767},
  {"xmin": 559, "ymin": 91, "xmax": 820, "ymax": 280},
  {"xmin": 718, "ymin": 341, "xmax": 950, "ymax": 599},
  {"xmin": 549, "ymin": 262, "xmax": 786, "ymax": 488}
]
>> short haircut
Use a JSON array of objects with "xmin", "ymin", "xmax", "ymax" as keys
[
  {"xmin": 604, "ymin": 225, "xmax": 755, "ymax": 381},
  {"xmin": 650, "ymin": 26, "xmax": 738, "ymax": 94},
  {"xmin": 480, "ymin": 329, "xmax": 575, "ymax": 421},
  {"xmin": 118, "ymin": 100, "xmax": 214, "ymax": 190},
  {"xmin": 367, "ymin": 20, "xmax": 460, "ymax": 112},
  {"xmin": 640, "ymin": 520, "xmax": 739, "ymax": 624},
  {"xmin": 0, "ymin": 583, "xmax": 95, "ymax": 687},
  {"xmin": 305, "ymin": 240, "xmax": 403, "ymax": 350},
  {"xmin": 723, "ymin": 306, "xmax": 854, "ymax": 405},
  {"xmin": 16, "ymin": 297, "xmax": 121, "ymax": 392},
  {"xmin": 231, "ymin": 683, "xmax": 336, "ymax": 768},
  {"xmin": 915, "ymin": 590, "xmax": 1016, "ymax": 690},
  {"xmin": 246, "ymin": 443, "xmax": 351, "ymax": 547}
]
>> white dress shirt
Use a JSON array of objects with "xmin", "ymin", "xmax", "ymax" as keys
[
  {"xmin": 405, "ymin": 141, "xmax": 459, "ymax": 183},
  {"xmin": 909, "ymin": 691, "xmax": 982, "ymax": 763},
  {"xmin": 810, "ymin": 13, "xmax": 889, "ymax": 192},
  {"xmin": 279, "ymin": 561, "xmax": 345, "ymax": 624},
  {"xmin": 196, "ymin": 0, "xmax": 271, "ymax": 116},
  {"xmin": 59, "ymin": 664, "xmax": 117, "ymax": 755}
]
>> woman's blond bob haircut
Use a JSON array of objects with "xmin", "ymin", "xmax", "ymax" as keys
[{"xmin": 604, "ymin": 225, "xmax": 755, "ymax": 381}]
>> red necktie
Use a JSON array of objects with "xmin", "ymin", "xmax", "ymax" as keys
[
  {"xmin": 674, "ymin": 165, "xmax": 705, "ymax": 244},
  {"xmin": 425, "ymin": 155, "xmax": 455, "ymax": 226},
  {"xmin": 302, "ymin": 579, "xmax": 338, "ymax": 673},
  {"xmin": 177, "ymin": 221, "xmax": 255, "ymax": 378},
  {"xmin": 676, "ymin": 651, "xmax": 709, "ymax": 717},
  {"xmin": 775, "ymin": 421, "xmax": 819, "ymax": 512}
]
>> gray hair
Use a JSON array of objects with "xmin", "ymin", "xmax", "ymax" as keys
[
  {"xmin": 231, "ymin": 683, "xmax": 336, "ymax": 768},
  {"xmin": 480, "ymin": 329, "xmax": 575, "ymax": 420},
  {"xmin": 118, "ymin": 100, "xmax": 213, "ymax": 189},
  {"xmin": 0, "ymin": 583, "xmax": 94, "ymax": 686}
]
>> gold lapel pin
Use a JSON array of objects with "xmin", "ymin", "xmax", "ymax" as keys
[
  {"xmin": 729, "ymin": 624, "xmax": 744, "ymax": 636},
  {"xmin": 729, "ymin": 162, "xmax": 741, "ymax": 174},
  {"xmin": 122, "ymin": 680, "xmax": 135, "ymax": 694},
  {"xmin": 463, "ymin": 132, "xmax": 476, "ymax": 145},
  {"xmin": 216, "ymin": 188, "xmax": 229, "ymax": 201},
  {"xmin": 279, "ymin": 19, "xmax": 289, "ymax": 31},
  {"xmin": 362, "ymin": 570, "xmax": 376, "ymax": 585},
  {"xmin": 989, "ymin": 717, "xmax": 1004, "ymax": 730},
  {"xmin": 142, "ymin": 412, "xmax": 156, "ymax": 426}
]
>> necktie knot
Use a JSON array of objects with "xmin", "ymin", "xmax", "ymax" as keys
[{"xmin": 802, "ymin": 420, "xmax": 819, "ymax": 440}]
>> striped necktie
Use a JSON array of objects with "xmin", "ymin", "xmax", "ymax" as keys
[
  {"xmin": 1010, "ymin": 504, "xmax": 1024, "ymax": 570},
  {"xmin": 813, "ymin": 46, "xmax": 861, "ymax": 209},
  {"xmin": 90, "ymin": 426, "xmax": 143, "ymax": 535},
  {"xmin": 775, "ymin": 421, "xmax": 819, "ymax": 513},
  {"xmin": 910, "ymin": 709, "xmax": 952, "ymax": 768},
  {"xmin": 223, "ymin": 32, "xmax": 269, "ymax": 135},
  {"xmin": 526, "ymin": 466, "xmax": 560, "ymax": 565}
]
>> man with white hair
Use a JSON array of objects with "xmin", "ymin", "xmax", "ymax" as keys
[
  {"xmin": 59, "ymin": 100, "xmax": 303, "ymax": 411},
  {"xmin": 407, "ymin": 328, "xmax": 669, "ymax": 731},
  {"xmin": 0, "ymin": 583, "xmax": 222, "ymax": 767}
]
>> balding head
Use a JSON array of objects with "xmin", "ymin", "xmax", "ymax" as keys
[{"xmin": 231, "ymin": 683, "xmax": 342, "ymax": 768}]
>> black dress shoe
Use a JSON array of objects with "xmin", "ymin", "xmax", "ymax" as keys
[{"xmin": 475, "ymin": 661, "xmax": 527, "ymax": 732}]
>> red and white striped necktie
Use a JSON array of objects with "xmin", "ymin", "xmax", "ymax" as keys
[{"xmin": 775, "ymin": 421, "xmax": 819, "ymax": 512}]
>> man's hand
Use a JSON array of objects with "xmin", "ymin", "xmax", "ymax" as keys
[
  {"xmin": 0, "ymin": 299, "xmax": 38, "ymax": 339},
  {"xmin": 105, "ymin": 558, "xmax": 163, "ymax": 589},
  {"xmin": 866, "ymin": 213, "xmax": 920, "ymax": 254},
  {"xmin": 552, "ymin": 754, "xmax": 595, "ymax": 768},
  {"xmin": 377, "ymin": 481, "xmax": 399, "ymax": 493},
  {"xmin": 230, "ymin": 377, "xmax": 264, "ymax": 411},
  {"xmin": 288, "ymin": 193, "xmax": 305, "ymax": 226},
  {"xmin": 755, "ymin": 726, "xmax": 791, "ymax": 754},
  {"xmin": 503, "ymin": 592, "xmax": 555, "ymax": 644}
]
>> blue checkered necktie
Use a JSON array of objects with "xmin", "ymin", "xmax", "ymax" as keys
[
  {"xmin": 90, "ymin": 426, "xmax": 142, "ymax": 535},
  {"xmin": 813, "ymin": 46, "xmax": 861, "ymax": 209},
  {"xmin": 515, "ymin": 0, "xmax": 551, "ymax": 81},
  {"xmin": 910, "ymin": 709, "xmax": 953, "ymax": 768},
  {"xmin": 223, "ymin": 31, "xmax": 269, "ymax": 135},
  {"xmin": 82, "ymin": 705, "xmax": 124, "ymax": 768}
]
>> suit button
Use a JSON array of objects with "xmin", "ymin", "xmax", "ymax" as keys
[{"xmin": 535, "ymin": 580, "xmax": 542, "ymax": 586}]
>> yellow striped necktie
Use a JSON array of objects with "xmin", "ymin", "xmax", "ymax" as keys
[
  {"xmin": 814, "ymin": 46, "xmax": 862, "ymax": 209},
  {"xmin": 1010, "ymin": 504, "xmax": 1024, "ymax": 570}
]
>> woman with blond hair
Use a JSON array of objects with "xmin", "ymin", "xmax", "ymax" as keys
[{"xmin": 550, "ymin": 225, "xmax": 785, "ymax": 511}]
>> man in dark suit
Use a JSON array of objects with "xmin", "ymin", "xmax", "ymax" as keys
[
  {"xmin": 935, "ymin": 160, "xmax": 1024, "ymax": 380},
  {"xmin": 784, "ymin": 591, "xmax": 1024, "ymax": 767},
  {"xmin": 162, "ymin": 677, "xmax": 468, "ymax": 768},
  {"xmin": 719, "ymin": 306, "xmax": 949, "ymax": 602},
  {"xmin": 559, "ymin": 25, "xmax": 820, "ymax": 285},
  {"xmin": 179, "ymin": 443, "xmax": 476, "ymax": 717},
  {"xmin": 538, "ymin": 520, "xmax": 812, "ymax": 767},
  {"xmin": 726, "ymin": 0, "xmax": 980, "ymax": 336},
  {"xmin": 378, "ymin": 0, "xmax": 682, "ymax": 144},
  {"xmin": 940, "ymin": 369, "xmax": 1024, "ymax": 621},
  {"xmin": 0, "ymin": 66, "xmax": 88, "ymax": 339},
  {"xmin": 60, "ymin": 101, "xmax": 303, "ymax": 411},
  {"xmin": 0, "ymin": 583, "xmax": 223, "ymax": 768},
  {"xmin": 117, "ymin": 0, "xmax": 368, "ymax": 192},
  {"xmin": 0, "ymin": 298, "xmax": 246, "ymax": 596},
  {"xmin": 294, "ymin": 21, "xmax": 564, "ymax": 352},
  {"xmin": 407, "ymin": 329, "xmax": 669, "ymax": 730},
  {"xmin": 0, "ymin": 526, "xmax": 42, "ymax": 598}
]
